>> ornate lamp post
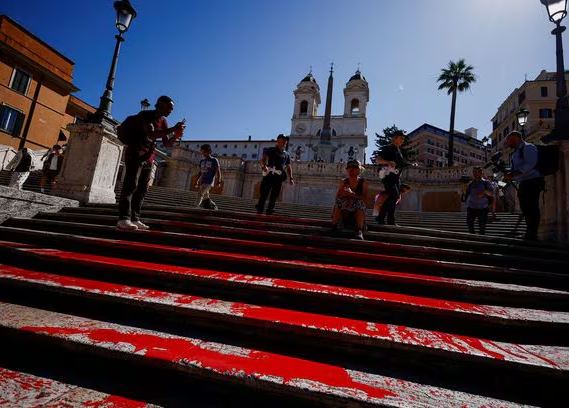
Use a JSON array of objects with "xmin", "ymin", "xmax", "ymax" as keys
[
  {"xmin": 516, "ymin": 107, "xmax": 530, "ymax": 137},
  {"xmin": 91, "ymin": 0, "xmax": 137, "ymax": 128},
  {"xmin": 540, "ymin": 0, "xmax": 569, "ymax": 141},
  {"xmin": 140, "ymin": 98, "xmax": 150, "ymax": 111}
]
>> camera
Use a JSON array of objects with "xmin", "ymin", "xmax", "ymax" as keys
[{"xmin": 484, "ymin": 151, "xmax": 510, "ymax": 175}]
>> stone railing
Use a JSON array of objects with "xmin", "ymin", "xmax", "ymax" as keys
[
  {"xmin": 168, "ymin": 146, "xmax": 474, "ymax": 186},
  {"xmin": 170, "ymin": 146, "xmax": 245, "ymax": 171}
]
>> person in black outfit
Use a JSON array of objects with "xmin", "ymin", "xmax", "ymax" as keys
[
  {"xmin": 374, "ymin": 130, "xmax": 407, "ymax": 225},
  {"xmin": 8, "ymin": 148, "xmax": 32, "ymax": 190},
  {"xmin": 117, "ymin": 96, "xmax": 185, "ymax": 231},
  {"xmin": 255, "ymin": 134, "xmax": 295, "ymax": 215}
]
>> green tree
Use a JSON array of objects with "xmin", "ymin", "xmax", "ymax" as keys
[
  {"xmin": 437, "ymin": 59, "xmax": 476, "ymax": 167},
  {"xmin": 371, "ymin": 125, "xmax": 413, "ymax": 164}
]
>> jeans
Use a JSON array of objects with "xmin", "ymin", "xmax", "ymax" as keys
[
  {"xmin": 517, "ymin": 177, "xmax": 545, "ymax": 239},
  {"xmin": 377, "ymin": 175, "xmax": 400, "ymax": 225},
  {"xmin": 196, "ymin": 183, "xmax": 213, "ymax": 207},
  {"xmin": 118, "ymin": 148, "xmax": 152, "ymax": 221},
  {"xmin": 466, "ymin": 207, "xmax": 489, "ymax": 235},
  {"xmin": 257, "ymin": 174, "xmax": 284, "ymax": 213}
]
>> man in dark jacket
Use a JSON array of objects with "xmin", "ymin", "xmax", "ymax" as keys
[{"xmin": 117, "ymin": 96, "xmax": 185, "ymax": 231}]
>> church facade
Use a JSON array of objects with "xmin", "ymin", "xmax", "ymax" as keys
[{"xmin": 288, "ymin": 67, "xmax": 369, "ymax": 164}]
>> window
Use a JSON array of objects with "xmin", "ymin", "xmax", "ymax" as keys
[
  {"xmin": 254, "ymin": 144, "xmax": 257, "ymax": 148},
  {"xmin": 252, "ymin": 154, "xmax": 258, "ymax": 159},
  {"xmin": 0, "ymin": 105, "xmax": 25, "ymax": 136},
  {"xmin": 541, "ymin": 86, "xmax": 548, "ymax": 97},
  {"xmin": 244, "ymin": 144, "xmax": 247, "ymax": 149},
  {"xmin": 299, "ymin": 100, "xmax": 308, "ymax": 116},
  {"xmin": 350, "ymin": 99, "xmax": 360, "ymax": 115},
  {"xmin": 540, "ymin": 108, "xmax": 553, "ymax": 118},
  {"xmin": 74, "ymin": 116, "xmax": 84, "ymax": 124},
  {"xmin": 234, "ymin": 144, "xmax": 237, "ymax": 148},
  {"xmin": 518, "ymin": 91, "xmax": 526, "ymax": 104},
  {"xmin": 493, "ymin": 120, "xmax": 499, "ymax": 130},
  {"xmin": 242, "ymin": 154, "xmax": 247, "ymax": 159},
  {"xmin": 10, "ymin": 68, "xmax": 31, "ymax": 95},
  {"xmin": 223, "ymin": 144, "xmax": 228, "ymax": 148},
  {"xmin": 215, "ymin": 144, "xmax": 218, "ymax": 148}
]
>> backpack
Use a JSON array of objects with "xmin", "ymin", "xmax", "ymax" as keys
[
  {"xmin": 520, "ymin": 144, "xmax": 560, "ymax": 176},
  {"xmin": 116, "ymin": 112, "xmax": 146, "ymax": 146}
]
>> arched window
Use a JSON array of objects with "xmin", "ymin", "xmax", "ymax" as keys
[
  {"xmin": 300, "ymin": 100, "xmax": 308, "ymax": 116},
  {"xmin": 350, "ymin": 99, "xmax": 360, "ymax": 115}
]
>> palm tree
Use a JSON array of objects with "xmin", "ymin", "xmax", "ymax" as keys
[{"xmin": 437, "ymin": 59, "xmax": 476, "ymax": 166}]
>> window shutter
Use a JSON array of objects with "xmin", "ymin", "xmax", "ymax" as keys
[{"xmin": 12, "ymin": 111, "xmax": 25, "ymax": 137}]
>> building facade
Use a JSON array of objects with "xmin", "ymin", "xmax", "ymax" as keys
[
  {"xmin": 407, "ymin": 123, "xmax": 487, "ymax": 168},
  {"xmin": 490, "ymin": 70, "xmax": 568, "ymax": 149},
  {"xmin": 157, "ymin": 137, "xmax": 276, "ymax": 161},
  {"xmin": 0, "ymin": 15, "xmax": 94, "ymax": 151}
]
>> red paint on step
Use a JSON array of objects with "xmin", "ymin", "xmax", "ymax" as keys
[
  {"xmin": 20, "ymin": 325, "xmax": 397, "ymax": 400},
  {"xmin": 1, "ymin": 265, "xmax": 564, "ymax": 369},
  {"xmin": 10, "ymin": 248, "xmax": 567, "ymax": 323}
]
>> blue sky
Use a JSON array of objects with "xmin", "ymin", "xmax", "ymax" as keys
[{"xmin": 1, "ymin": 0, "xmax": 560, "ymax": 161}]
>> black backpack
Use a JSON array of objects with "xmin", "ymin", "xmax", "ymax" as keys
[
  {"xmin": 521, "ymin": 144, "xmax": 560, "ymax": 176},
  {"xmin": 116, "ymin": 112, "xmax": 147, "ymax": 146}
]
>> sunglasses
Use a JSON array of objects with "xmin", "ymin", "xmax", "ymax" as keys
[{"xmin": 346, "ymin": 165, "xmax": 360, "ymax": 169}]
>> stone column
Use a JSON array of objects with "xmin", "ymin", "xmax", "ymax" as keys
[
  {"xmin": 54, "ymin": 123, "xmax": 123, "ymax": 204},
  {"xmin": 540, "ymin": 140, "xmax": 569, "ymax": 243}
]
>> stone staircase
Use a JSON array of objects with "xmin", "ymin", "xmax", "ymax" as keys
[
  {"xmin": 0, "ymin": 200, "xmax": 568, "ymax": 407},
  {"xmin": 0, "ymin": 168, "xmax": 526, "ymax": 238}
]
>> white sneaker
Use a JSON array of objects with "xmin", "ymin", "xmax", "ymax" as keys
[
  {"xmin": 116, "ymin": 219, "xmax": 138, "ymax": 231},
  {"xmin": 131, "ymin": 220, "xmax": 150, "ymax": 230}
]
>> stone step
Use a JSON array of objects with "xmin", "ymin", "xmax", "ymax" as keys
[
  {"xmin": 5, "ymin": 239, "xmax": 567, "ymax": 309},
  {"xmin": 12, "ymin": 213, "xmax": 568, "ymax": 273},
  {"xmin": 0, "ymin": 302, "xmax": 548, "ymax": 407},
  {"xmin": 0, "ymin": 367, "xmax": 160, "ymax": 407},
  {"xmin": 2, "ymin": 225, "xmax": 568, "ymax": 294},
  {"xmin": 57, "ymin": 204, "xmax": 569, "ymax": 254},
  {"xmin": 2, "ymin": 246, "xmax": 568, "ymax": 341},
  {"xmin": 0, "ymin": 197, "xmax": 564, "ymax": 406}
]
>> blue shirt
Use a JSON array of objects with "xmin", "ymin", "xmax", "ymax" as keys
[
  {"xmin": 510, "ymin": 142, "xmax": 541, "ymax": 182},
  {"xmin": 466, "ymin": 179, "xmax": 491, "ymax": 209},
  {"xmin": 199, "ymin": 156, "xmax": 219, "ymax": 185}
]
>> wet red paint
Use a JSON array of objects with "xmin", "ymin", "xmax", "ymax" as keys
[
  {"xmin": 83, "ymin": 395, "xmax": 149, "ymax": 407},
  {"xmin": 0, "ymin": 265, "xmax": 563, "ymax": 369},
  {"xmin": 18, "ymin": 324, "xmax": 397, "ymax": 401},
  {"xmin": 7, "ymin": 247, "xmax": 565, "ymax": 324}
]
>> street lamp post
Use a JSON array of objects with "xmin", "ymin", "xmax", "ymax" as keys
[
  {"xmin": 91, "ymin": 0, "xmax": 137, "ymax": 128},
  {"xmin": 516, "ymin": 107, "xmax": 530, "ymax": 138},
  {"xmin": 540, "ymin": 0, "xmax": 569, "ymax": 141},
  {"xmin": 140, "ymin": 98, "xmax": 150, "ymax": 111}
]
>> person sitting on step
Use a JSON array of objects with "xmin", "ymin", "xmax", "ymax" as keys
[{"xmin": 331, "ymin": 160, "xmax": 369, "ymax": 240}]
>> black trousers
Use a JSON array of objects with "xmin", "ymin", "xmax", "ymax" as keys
[
  {"xmin": 377, "ymin": 175, "xmax": 400, "ymax": 225},
  {"xmin": 257, "ymin": 174, "xmax": 284, "ymax": 213},
  {"xmin": 517, "ymin": 177, "xmax": 545, "ymax": 239},
  {"xmin": 118, "ymin": 148, "xmax": 152, "ymax": 221},
  {"xmin": 466, "ymin": 207, "xmax": 489, "ymax": 235}
]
